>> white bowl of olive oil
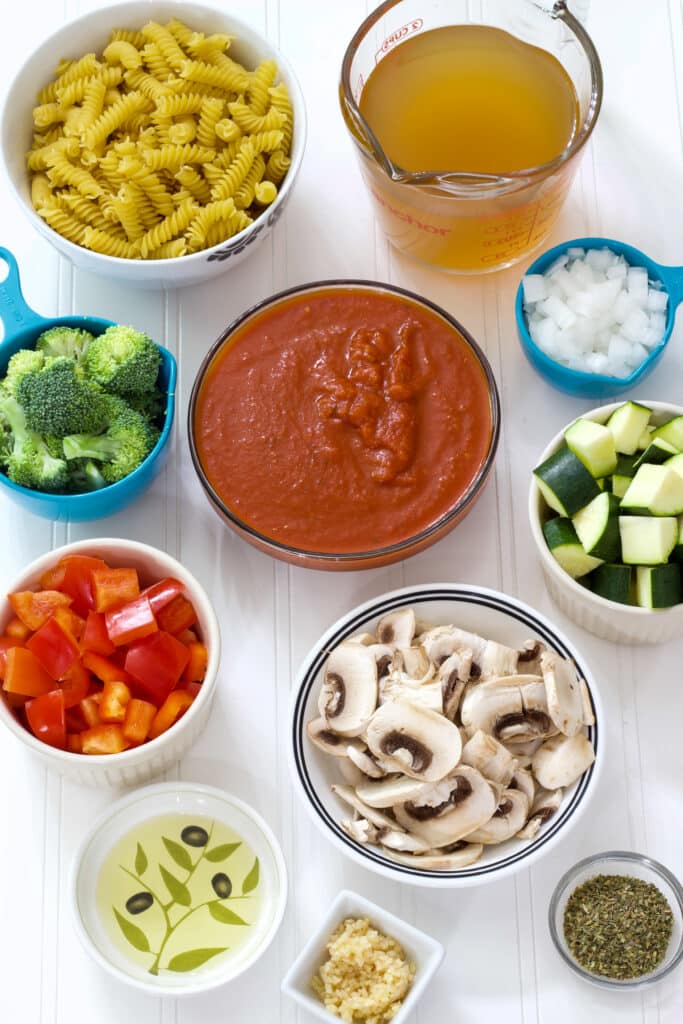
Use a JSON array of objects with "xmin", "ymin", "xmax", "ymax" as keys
[{"xmin": 71, "ymin": 782, "xmax": 287, "ymax": 995}]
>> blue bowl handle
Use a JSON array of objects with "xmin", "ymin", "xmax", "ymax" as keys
[
  {"xmin": 0, "ymin": 247, "xmax": 46, "ymax": 347},
  {"xmin": 655, "ymin": 262, "xmax": 683, "ymax": 312}
]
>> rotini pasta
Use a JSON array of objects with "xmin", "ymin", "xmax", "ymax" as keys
[{"xmin": 27, "ymin": 17, "xmax": 294, "ymax": 259}]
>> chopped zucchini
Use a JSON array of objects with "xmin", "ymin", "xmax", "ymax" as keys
[
  {"xmin": 634, "ymin": 438, "xmax": 678, "ymax": 469},
  {"xmin": 590, "ymin": 564, "xmax": 631, "ymax": 605},
  {"xmin": 621, "ymin": 465, "xmax": 683, "ymax": 516},
  {"xmin": 534, "ymin": 446, "xmax": 601, "ymax": 516},
  {"xmin": 651, "ymin": 415, "xmax": 683, "ymax": 451},
  {"xmin": 616, "ymin": 454, "xmax": 639, "ymax": 477},
  {"xmin": 664, "ymin": 452, "xmax": 683, "ymax": 481},
  {"xmin": 565, "ymin": 418, "xmax": 617, "ymax": 477},
  {"xmin": 572, "ymin": 492, "xmax": 621, "ymax": 561},
  {"xmin": 606, "ymin": 401, "xmax": 652, "ymax": 455},
  {"xmin": 543, "ymin": 517, "xmax": 604, "ymax": 578},
  {"xmin": 611, "ymin": 475, "xmax": 631, "ymax": 499},
  {"xmin": 672, "ymin": 515, "xmax": 683, "ymax": 563},
  {"xmin": 619, "ymin": 516, "xmax": 678, "ymax": 565},
  {"xmin": 636, "ymin": 564, "xmax": 682, "ymax": 608}
]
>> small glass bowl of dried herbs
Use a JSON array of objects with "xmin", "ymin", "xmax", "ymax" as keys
[{"xmin": 549, "ymin": 851, "xmax": 683, "ymax": 989}]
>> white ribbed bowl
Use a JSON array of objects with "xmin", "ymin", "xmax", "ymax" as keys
[
  {"xmin": 0, "ymin": 538, "xmax": 220, "ymax": 785},
  {"xmin": 529, "ymin": 400, "xmax": 683, "ymax": 644},
  {"xmin": 0, "ymin": 1, "xmax": 306, "ymax": 288}
]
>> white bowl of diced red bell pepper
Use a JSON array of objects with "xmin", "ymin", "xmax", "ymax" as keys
[{"xmin": 0, "ymin": 538, "xmax": 220, "ymax": 786}]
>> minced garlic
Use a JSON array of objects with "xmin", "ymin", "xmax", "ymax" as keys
[{"xmin": 311, "ymin": 916, "xmax": 415, "ymax": 1023}]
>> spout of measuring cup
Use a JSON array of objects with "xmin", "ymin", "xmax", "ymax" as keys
[
  {"xmin": 0, "ymin": 247, "xmax": 47, "ymax": 348},
  {"xmin": 655, "ymin": 264, "xmax": 683, "ymax": 320}
]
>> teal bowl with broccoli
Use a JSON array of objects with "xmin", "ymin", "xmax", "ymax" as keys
[{"xmin": 0, "ymin": 247, "xmax": 176, "ymax": 520}]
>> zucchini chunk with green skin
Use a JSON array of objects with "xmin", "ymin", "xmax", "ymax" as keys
[
  {"xmin": 534, "ymin": 446, "xmax": 601, "ymax": 517},
  {"xmin": 636, "ymin": 564, "xmax": 683, "ymax": 608},
  {"xmin": 543, "ymin": 517, "xmax": 604, "ymax": 579},
  {"xmin": 616, "ymin": 454, "xmax": 639, "ymax": 477},
  {"xmin": 673, "ymin": 515, "xmax": 683, "ymax": 564},
  {"xmin": 637, "ymin": 426, "xmax": 654, "ymax": 451},
  {"xmin": 619, "ymin": 516, "xmax": 678, "ymax": 565},
  {"xmin": 572, "ymin": 492, "xmax": 621, "ymax": 561},
  {"xmin": 606, "ymin": 401, "xmax": 652, "ymax": 455},
  {"xmin": 652, "ymin": 415, "xmax": 683, "ymax": 451},
  {"xmin": 621, "ymin": 465, "xmax": 683, "ymax": 516},
  {"xmin": 633, "ymin": 438, "xmax": 678, "ymax": 469},
  {"xmin": 565, "ymin": 419, "xmax": 617, "ymax": 477},
  {"xmin": 664, "ymin": 452, "xmax": 683, "ymax": 482},
  {"xmin": 590, "ymin": 563, "xmax": 631, "ymax": 605},
  {"xmin": 611, "ymin": 475, "xmax": 631, "ymax": 499}
]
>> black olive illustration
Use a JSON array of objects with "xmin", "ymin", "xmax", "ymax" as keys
[
  {"xmin": 181, "ymin": 825, "xmax": 209, "ymax": 847},
  {"xmin": 126, "ymin": 891, "xmax": 153, "ymax": 915},
  {"xmin": 211, "ymin": 872, "xmax": 232, "ymax": 898}
]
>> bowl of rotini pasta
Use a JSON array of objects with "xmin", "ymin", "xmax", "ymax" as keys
[{"xmin": 1, "ymin": 1, "xmax": 306, "ymax": 288}]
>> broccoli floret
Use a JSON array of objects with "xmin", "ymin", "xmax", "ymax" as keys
[
  {"xmin": 66, "ymin": 458, "xmax": 107, "ymax": 492},
  {"xmin": 63, "ymin": 395, "xmax": 159, "ymax": 484},
  {"xmin": 126, "ymin": 387, "xmax": 166, "ymax": 425},
  {"xmin": 16, "ymin": 358, "xmax": 107, "ymax": 437},
  {"xmin": 83, "ymin": 325, "xmax": 161, "ymax": 395},
  {"xmin": 3, "ymin": 348, "xmax": 46, "ymax": 396},
  {"xmin": 35, "ymin": 326, "xmax": 94, "ymax": 365},
  {"xmin": 0, "ymin": 393, "xmax": 68, "ymax": 491}
]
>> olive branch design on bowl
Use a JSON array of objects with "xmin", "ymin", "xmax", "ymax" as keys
[{"xmin": 112, "ymin": 821, "xmax": 260, "ymax": 975}]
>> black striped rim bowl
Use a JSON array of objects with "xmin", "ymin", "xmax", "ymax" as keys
[{"xmin": 289, "ymin": 584, "xmax": 603, "ymax": 888}]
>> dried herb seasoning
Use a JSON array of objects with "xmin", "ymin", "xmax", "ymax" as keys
[{"xmin": 563, "ymin": 873, "xmax": 674, "ymax": 980}]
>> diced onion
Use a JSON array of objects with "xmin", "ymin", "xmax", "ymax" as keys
[{"xmin": 522, "ymin": 247, "xmax": 668, "ymax": 378}]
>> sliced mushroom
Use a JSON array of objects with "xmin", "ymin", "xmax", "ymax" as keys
[
  {"xmin": 517, "ymin": 640, "xmax": 546, "ymax": 674},
  {"xmin": 347, "ymin": 632, "xmax": 376, "ymax": 646},
  {"xmin": 465, "ymin": 788, "xmax": 529, "ymax": 844},
  {"xmin": 461, "ymin": 729, "xmax": 517, "ymax": 791},
  {"xmin": 366, "ymin": 643, "xmax": 395, "ymax": 681},
  {"xmin": 516, "ymin": 787, "xmax": 564, "ymax": 840},
  {"xmin": 340, "ymin": 818, "xmax": 430, "ymax": 853},
  {"xmin": 341, "ymin": 818, "xmax": 378, "ymax": 844},
  {"xmin": 393, "ymin": 765, "xmax": 496, "ymax": 847},
  {"xmin": 379, "ymin": 674, "xmax": 443, "ymax": 714},
  {"xmin": 337, "ymin": 758, "xmax": 366, "ymax": 786},
  {"xmin": 509, "ymin": 767, "xmax": 535, "ymax": 805},
  {"xmin": 461, "ymin": 675, "xmax": 555, "ymax": 743},
  {"xmin": 355, "ymin": 775, "xmax": 438, "ymax": 809},
  {"xmin": 318, "ymin": 642, "xmax": 378, "ymax": 737},
  {"xmin": 346, "ymin": 746, "xmax": 387, "ymax": 779},
  {"xmin": 385, "ymin": 843, "xmax": 484, "ymax": 870},
  {"xmin": 366, "ymin": 699, "xmax": 462, "ymax": 782},
  {"xmin": 418, "ymin": 626, "xmax": 518, "ymax": 679},
  {"xmin": 376, "ymin": 607, "xmax": 415, "ymax": 647},
  {"xmin": 438, "ymin": 651, "xmax": 472, "ymax": 720},
  {"xmin": 331, "ymin": 784, "xmax": 404, "ymax": 831},
  {"xmin": 502, "ymin": 736, "xmax": 544, "ymax": 768},
  {"xmin": 540, "ymin": 650, "xmax": 584, "ymax": 737},
  {"xmin": 306, "ymin": 718, "xmax": 366, "ymax": 757},
  {"xmin": 532, "ymin": 732, "xmax": 595, "ymax": 790},
  {"xmin": 397, "ymin": 645, "xmax": 434, "ymax": 683},
  {"xmin": 580, "ymin": 679, "xmax": 595, "ymax": 727}
]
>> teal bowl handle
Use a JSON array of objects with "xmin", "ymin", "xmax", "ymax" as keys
[
  {"xmin": 655, "ymin": 262, "xmax": 683, "ymax": 313},
  {"xmin": 0, "ymin": 246, "xmax": 47, "ymax": 345}
]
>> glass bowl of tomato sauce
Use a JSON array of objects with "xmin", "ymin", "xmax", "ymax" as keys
[{"xmin": 188, "ymin": 281, "xmax": 500, "ymax": 570}]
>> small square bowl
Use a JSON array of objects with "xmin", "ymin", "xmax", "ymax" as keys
[{"xmin": 281, "ymin": 889, "xmax": 444, "ymax": 1024}]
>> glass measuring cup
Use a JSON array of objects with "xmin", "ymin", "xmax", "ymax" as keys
[
  {"xmin": 340, "ymin": 0, "xmax": 602, "ymax": 274},
  {"xmin": 515, "ymin": 237, "xmax": 683, "ymax": 398}
]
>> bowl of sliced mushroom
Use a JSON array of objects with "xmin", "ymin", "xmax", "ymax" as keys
[{"xmin": 289, "ymin": 584, "xmax": 602, "ymax": 886}]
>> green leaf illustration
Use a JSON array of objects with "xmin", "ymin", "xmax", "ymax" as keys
[
  {"xmin": 162, "ymin": 836, "xmax": 193, "ymax": 871},
  {"xmin": 166, "ymin": 947, "xmax": 228, "ymax": 972},
  {"xmin": 134, "ymin": 843, "xmax": 148, "ymax": 876},
  {"xmin": 209, "ymin": 902, "xmax": 248, "ymax": 926},
  {"xmin": 160, "ymin": 863, "xmax": 191, "ymax": 906},
  {"xmin": 242, "ymin": 857, "xmax": 259, "ymax": 895},
  {"xmin": 205, "ymin": 842, "xmax": 241, "ymax": 862},
  {"xmin": 113, "ymin": 907, "xmax": 150, "ymax": 953}
]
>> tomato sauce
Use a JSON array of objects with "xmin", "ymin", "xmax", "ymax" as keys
[{"xmin": 193, "ymin": 287, "xmax": 493, "ymax": 553}]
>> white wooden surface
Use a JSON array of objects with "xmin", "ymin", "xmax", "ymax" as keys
[{"xmin": 0, "ymin": 1, "xmax": 682, "ymax": 1021}]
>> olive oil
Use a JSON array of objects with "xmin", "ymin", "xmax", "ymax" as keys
[
  {"xmin": 359, "ymin": 25, "xmax": 579, "ymax": 174},
  {"xmin": 96, "ymin": 814, "xmax": 262, "ymax": 976}
]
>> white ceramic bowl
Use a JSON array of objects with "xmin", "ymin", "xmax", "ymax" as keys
[
  {"xmin": 0, "ymin": 538, "xmax": 220, "ymax": 786},
  {"xmin": 1, "ymin": 1, "xmax": 306, "ymax": 289},
  {"xmin": 529, "ymin": 400, "xmax": 683, "ymax": 644},
  {"xmin": 71, "ymin": 781, "xmax": 287, "ymax": 995},
  {"xmin": 281, "ymin": 889, "xmax": 444, "ymax": 1024},
  {"xmin": 289, "ymin": 584, "xmax": 602, "ymax": 888}
]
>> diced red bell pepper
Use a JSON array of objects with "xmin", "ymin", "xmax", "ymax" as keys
[
  {"xmin": 82, "ymin": 650, "xmax": 132, "ymax": 684},
  {"xmin": 122, "ymin": 698, "xmax": 157, "ymax": 745},
  {"xmin": 0, "ymin": 635, "xmax": 24, "ymax": 679},
  {"xmin": 81, "ymin": 611, "xmax": 115, "ymax": 656},
  {"xmin": 81, "ymin": 723, "xmax": 129, "ymax": 755},
  {"xmin": 3, "ymin": 647, "xmax": 55, "ymax": 697},
  {"xmin": 99, "ymin": 680, "xmax": 131, "ymax": 723},
  {"xmin": 80, "ymin": 694, "xmax": 102, "ymax": 728},
  {"xmin": 59, "ymin": 660, "xmax": 91, "ymax": 708},
  {"xmin": 125, "ymin": 631, "xmax": 190, "ymax": 705},
  {"xmin": 25, "ymin": 689, "xmax": 66, "ymax": 750},
  {"xmin": 176, "ymin": 628, "xmax": 198, "ymax": 646},
  {"xmin": 4, "ymin": 691, "xmax": 30, "ymax": 709},
  {"xmin": 141, "ymin": 577, "xmax": 185, "ymax": 614},
  {"xmin": 105, "ymin": 595, "xmax": 158, "ymax": 647},
  {"xmin": 27, "ymin": 616, "xmax": 79, "ymax": 679},
  {"xmin": 182, "ymin": 642, "xmax": 208, "ymax": 682},
  {"xmin": 57, "ymin": 556, "xmax": 108, "ymax": 616},
  {"xmin": 65, "ymin": 705, "xmax": 88, "ymax": 733},
  {"xmin": 53, "ymin": 605, "xmax": 86, "ymax": 642},
  {"xmin": 148, "ymin": 689, "xmax": 194, "ymax": 740},
  {"xmin": 184, "ymin": 680, "xmax": 203, "ymax": 698},
  {"xmin": 40, "ymin": 562, "xmax": 66, "ymax": 590},
  {"xmin": 156, "ymin": 595, "xmax": 197, "ymax": 635},
  {"xmin": 92, "ymin": 567, "xmax": 140, "ymax": 614},
  {"xmin": 67, "ymin": 733, "xmax": 83, "ymax": 754},
  {"xmin": 6, "ymin": 617, "xmax": 31, "ymax": 641},
  {"xmin": 7, "ymin": 589, "xmax": 73, "ymax": 631}
]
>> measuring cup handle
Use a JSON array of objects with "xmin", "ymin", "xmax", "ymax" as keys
[
  {"xmin": 0, "ymin": 247, "xmax": 46, "ymax": 345},
  {"xmin": 655, "ymin": 263, "xmax": 683, "ymax": 312}
]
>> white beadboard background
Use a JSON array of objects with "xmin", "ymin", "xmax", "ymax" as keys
[{"xmin": 1, "ymin": 1, "xmax": 682, "ymax": 1021}]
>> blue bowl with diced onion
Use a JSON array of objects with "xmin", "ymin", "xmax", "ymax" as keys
[{"xmin": 515, "ymin": 237, "xmax": 682, "ymax": 398}]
